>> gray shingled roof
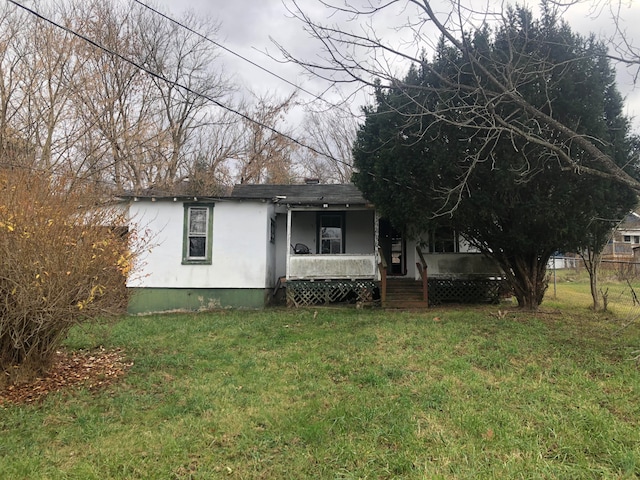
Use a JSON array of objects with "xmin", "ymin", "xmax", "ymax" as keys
[
  {"xmin": 621, "ymin": 212, "xmax": 640, "ymax": 229},
  {"xmin": 230, "ymin": 183, "xmax": 370, "ymax": 206}
]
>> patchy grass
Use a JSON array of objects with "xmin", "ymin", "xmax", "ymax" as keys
[
  {"xmin": 548, "ymin": 270, "xmax": 640, "ymax": 319},
  {"xmin": 1, "ymin": 286, "xmax": 639, "ymax": 479}
]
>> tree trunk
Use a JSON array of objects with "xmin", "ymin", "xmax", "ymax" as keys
[
  {"xmin": 590, "ymin": 267, "xmax": 600, "ymax": 311},
  {"xmin": 581, "ymin": 247, "xmax": 602, "ymax": 311},
  {"xmin": 498, "ymin": 253, "xmax": 550, "ymax": 311}
]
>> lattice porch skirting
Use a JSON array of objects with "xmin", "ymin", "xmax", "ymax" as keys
[
  {"xmin": 428, "ymin": 277, "xmax": 510, "ymax": 305},
  {"xmin": 286, "ymin": 280, "xmax": 378, "ymax": 307}
]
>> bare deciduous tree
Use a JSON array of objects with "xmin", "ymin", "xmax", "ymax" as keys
[
  {"xmin": 137, "ymin": 7, "xmax": 233, "ymax": 191},
  {"xmin": 548, "ymin": 1, "xmax": 640, "ymax": 70},
  {"xmin": 0, "ymin": 0, "xmax": 240, "ymax": 194},
  {"xmin": 1, "ymin": 0, "xmax": 359, "ymax": 194},
  {"xmin": 299, "ymin": 106, "xmax": 358, "ymax": 183},
  {"xmin": 184, "ymin": 110, "xmax": 241, "ymax": 195},
  {"xmin": 69, "ymin": 0, "xmax": 154, "ymax": 191},
  {"xmin": 279, "ymin": 0, "xmax": 640, "ymax": 196},
  {"xmin": 20, "ymin": 3, "xmax": 82, "ymax": 172},
  {"xmin": 0, "ymin": 4, "xmax": 32, "ymax": 164},
  {"xmin": 236, "ymin": 92, "xmax": 298, "ymax": 185}
]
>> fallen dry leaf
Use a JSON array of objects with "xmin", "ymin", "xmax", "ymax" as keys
[{"xmin": 1, "ymin": 347, "xmax": 132, "ymax": 405}]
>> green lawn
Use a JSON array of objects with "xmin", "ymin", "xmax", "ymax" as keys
[{"xmin": 1, "ymin": 282, "xmax": 639, "ymax": 479}]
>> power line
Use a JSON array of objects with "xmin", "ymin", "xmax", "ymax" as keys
[
  {"xmin": 131, "ymin": 0, "xmax": 355, "ymax": 117},
  {"xmin": 6, "ymin": 2, "xmax": 338, "ymax": 161},
  {"xmin": 6, "ymin": 0, "xmax": 418, "ymax": 194}
]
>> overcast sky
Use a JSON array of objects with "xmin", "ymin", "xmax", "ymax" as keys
[{"xmin": 153, "ymin": 0, "xmax": 640, "ymax": 130}]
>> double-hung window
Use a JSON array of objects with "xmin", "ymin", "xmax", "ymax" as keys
[
  {"xmin": 318, "ymin": 213, "xmax": 345, "ymax": 254},
  {"xmin": 183, "ymin": 204, "xmax": 214, "ymax": 264},
  {"xmin": 429, "ymin": 226, "xmax": 459, "ymax": 253}
]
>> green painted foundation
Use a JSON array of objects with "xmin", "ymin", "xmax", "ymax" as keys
[{"xmin": 128, "ymin": 288, "xmax": 269, "ymax": 314}]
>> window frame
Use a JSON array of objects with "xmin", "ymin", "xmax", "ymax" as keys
[
  {"xmin": 316, "ymin": 212, "xmax": 346, "ymax": 254},
  {"xmin": 182, "ymin": 203, "xmax": 214, "ymax": 264},
  {"xmin": 270, "ymin": 218, "xmax": 276, "ymax": 244},
  {"xmin": 429, "ymin": 226, "xmax": 459, "ymax": 253}
]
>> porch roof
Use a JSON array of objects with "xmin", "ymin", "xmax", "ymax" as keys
[{"xmin": 230, "ymin": 183, "xmax": 371, "ymax": 207}]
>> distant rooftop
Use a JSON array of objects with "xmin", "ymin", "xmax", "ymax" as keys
[{"xmin": 620, "ymin": 211, "xmax": 640, "ymax": 229}]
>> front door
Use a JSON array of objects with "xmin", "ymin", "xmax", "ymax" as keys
[{"xmin": 379, "ymin": 219, "xmax": 406, "ymax": 276}]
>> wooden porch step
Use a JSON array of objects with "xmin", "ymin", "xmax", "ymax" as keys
[
  {"xmin": 386, "ymin": 286, "xmax": 424, "ymax": 295},
  {"xmin": 383, "ymin": 278, "xmax": 428, "ymax": 309},
  {"xmin": 383, "ymin": 300, "xmax": 429, "ymax": 309}
]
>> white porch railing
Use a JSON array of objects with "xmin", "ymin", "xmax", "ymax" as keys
[{"xmin": 288, "ymin": 254, "xmax": 377, "ymax": 280}]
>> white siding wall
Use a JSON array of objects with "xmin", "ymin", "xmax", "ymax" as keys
[
  {"xmin": 421, "ymin": 253, "xmax": 502, "ymax": 277},
  {"xmin": 346, "ymin": 210, "xmax": 375, "ymax": 254},
  {"xmin": 405, "ymin": 236, "xmax": 485, "ymax": 279},
  {"xmin": 274, "ymin": 213, "xmax": 288, "ymax": 280},
  {"xmin": 128, "ymin": 199, "xmax": 270, "ymax": 289},
  {"xmin": 290, "ymin": 211, "xmax": 317, "ymax": 252},
  {"xmin": 264, "ymin": 204, "xmax": 277, "ymax": 288},
  {"xmin": 289, "ymin": 209, "xmax": 375, "ymax": 255}
]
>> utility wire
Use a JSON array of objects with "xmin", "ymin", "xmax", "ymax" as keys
[
  {"xmin": 7, "ymin": 0, "xmax": 418, "ymax": 193},
  {"xmin": 131, "ymin": 0, "xmax": 356, "ymax": 117},
  {"xmin": 7, "ymin": 1, "xmax": 344, "ymax": 168}
]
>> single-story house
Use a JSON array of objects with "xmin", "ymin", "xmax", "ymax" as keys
[{"xmin": 125, "ymin": 182, "xmax": 503, "ymax": 314}]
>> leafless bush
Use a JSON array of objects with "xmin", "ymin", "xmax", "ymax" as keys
[
  {"xmin": 0, "ymin": 169, "xmax": 133, "ymax": 384},
  {"xmin": 599, "ymin": 261, "xmax": 640, "ymax": 282}
]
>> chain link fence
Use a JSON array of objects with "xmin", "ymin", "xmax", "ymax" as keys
[{"xmin": 548, "ymin": 255, "xmax": 640, "ymax": 324}]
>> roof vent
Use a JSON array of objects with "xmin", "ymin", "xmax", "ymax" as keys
[{"xmin": 304, "ymin": 178, "xmax": 320, "ymax": 185}]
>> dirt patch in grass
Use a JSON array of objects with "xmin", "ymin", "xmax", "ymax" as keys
[{"xmin": 0, "ymin": 347, "xmax": 132, "ymax": 405}]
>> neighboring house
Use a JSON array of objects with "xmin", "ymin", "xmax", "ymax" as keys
[
  {"xmin": 125, "ymin": 182, "xmax": 503, "ymax": 314},
  {"xmin": 547, "ymin": 254, "xmax": 580, "ymax": 270},
  {"xmin": 602, "ymin": 212, "xmax": 640, "ymax": 262}
]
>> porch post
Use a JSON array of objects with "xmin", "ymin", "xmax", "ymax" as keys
[
  {"xmin": 286, "ymin": 207, "xmax": 292, "ymax": 280},
  {"xmin": 416, "ymin": 246, "xmax": 429, "ymax": 306},
  {"xmin": 374, "ymin": 211, "xmax": 388, "ymax": 304},
  {"xmin": 374, "ymin": 211, "xmax": 380, "ymax": 280}
]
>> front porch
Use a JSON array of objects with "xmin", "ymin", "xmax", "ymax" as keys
[
  {"xmin": 282, "ymin": 244, "xmax": 509, "ymax": 307},
  {"xmin": 281, "ymin": 203, "xmax": 380, "ymax": 306},
  {"xmin": 274, "ymin": 189, "xmax": 506, "ymax": 308}
]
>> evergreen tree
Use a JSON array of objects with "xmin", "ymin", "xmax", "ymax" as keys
[{"xmin": 353, "ymin": 7, "xmax": 639, "ymax": 310}]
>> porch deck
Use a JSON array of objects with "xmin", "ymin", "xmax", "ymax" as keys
[{"xmin": 282, "ymin": 276, "xmax": 508, "ymax": 307}]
